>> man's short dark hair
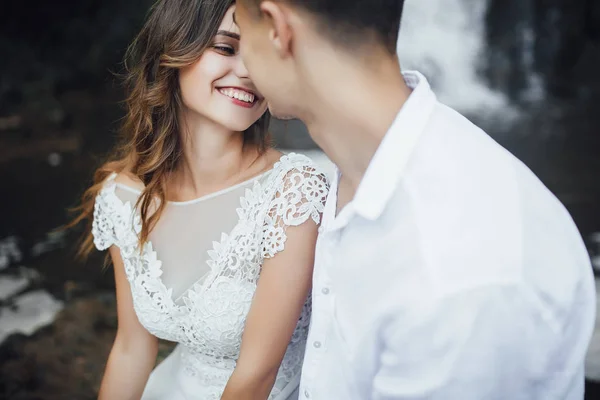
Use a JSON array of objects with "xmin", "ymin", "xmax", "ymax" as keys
[{"xmin": 250, "ymin": 0, "xmax": 404, "ymax": 54}]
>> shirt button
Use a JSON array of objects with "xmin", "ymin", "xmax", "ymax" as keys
[
  {"xmin": 304, "ymin": 389, "xmax": 310, "ymax": 398},
  {"xmin": 321, "ymin": 287, "xmax": 330, "ymax": 295},
  {"xmin": 313, "ymin": 341, "xmax": 322, "ymax": 348}
]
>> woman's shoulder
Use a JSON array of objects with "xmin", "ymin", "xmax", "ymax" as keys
[
  {"xmin": 265, "ymin": 151, "xmax": 331, "ymax": 205},
  {"xmin": 98, "ymin": 168, "xmax": 144, "ymax": 195},
  {"xmin": 92, "ymin": 169, "xmax": 143, "ymax": 251},
  {"xmin": 270, "ymin": 151, "xmax": 330, "ymax": 179},
  {"xmin": 257, "ymin": 152, "xmax": 330, "ymax": 256},
  {"xmin": 112, "ymin": 171, "xmax": 145, "ymax": 194},
  {"xmin": 94, "ymin": 169, "xmax": 144, "ymax": 214}
]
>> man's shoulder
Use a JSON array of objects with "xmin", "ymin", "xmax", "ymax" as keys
[
  {"xmin": 425, "ymin": 102, "xmax": 508, "ymax": 159},
  {"xmin": 387, "ymin": 103, "xmax": 578, "ymax": 288},
  {"xmin": 407, "ymin": 102, "xmax": 549, "ymax": 203}
]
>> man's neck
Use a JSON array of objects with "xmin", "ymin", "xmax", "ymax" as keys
[{"xmin": 300, "ymin": 55, "xmax": 411, "ymax": 192}]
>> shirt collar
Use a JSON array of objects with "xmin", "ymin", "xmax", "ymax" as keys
[{"xmin": 352, "ymin": 70, "xmax": 437, "ymax": 221}]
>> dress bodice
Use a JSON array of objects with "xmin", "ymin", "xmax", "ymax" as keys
[{"xmin": 92, "ymin": 153, "xmax": 329, "ymax": 399}]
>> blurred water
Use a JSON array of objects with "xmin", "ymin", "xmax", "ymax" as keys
[
  {"xmin": 398, "ymin": 0, "xmax": 510, "ymax": 113},
  {"xmin": 0, "ymin": 290, "xmax": 63, "ymax": 343},
  {"xmin": 587, "ymin": 278, "xmax": 600, "ymax": 381}
]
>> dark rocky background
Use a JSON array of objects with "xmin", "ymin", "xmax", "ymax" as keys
[{"xmin": 0, "ymin": 0, "xmax": 599, "ymax": 398}]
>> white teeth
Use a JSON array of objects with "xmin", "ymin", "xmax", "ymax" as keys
[{"xmin": 219, "ymin": 88, "xmax": 255, "ymax": 103}]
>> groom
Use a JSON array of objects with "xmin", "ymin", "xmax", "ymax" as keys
[{"xmin": 235, "ymin": 1, "xmax": 596, "ymax": 399}]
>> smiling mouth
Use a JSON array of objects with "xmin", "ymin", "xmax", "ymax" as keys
[{"xmin": 217, "ymin": 87, "xmax": 257, "ymax": 105}]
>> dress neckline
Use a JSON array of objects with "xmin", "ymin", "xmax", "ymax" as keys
[
  {"xmin": 102, "ymin": 152, "xmax": 308, "ymax": 310},
  {"xmin": 115, "ymin": 168, "xmax": 272, "ymax": 206}
]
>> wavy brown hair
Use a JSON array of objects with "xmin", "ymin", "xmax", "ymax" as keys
[{"xmin": 70, "ymin": 0, "xmax": 271, "ymax": 258}]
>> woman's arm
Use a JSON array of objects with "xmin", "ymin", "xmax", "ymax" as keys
[
  {"xmin": 98, "ymin": 246, "xmax": 158, "ymax": 400},
  {"xmin": 221, "ymin": 221, "xmax": 318, "ymax": 400}
]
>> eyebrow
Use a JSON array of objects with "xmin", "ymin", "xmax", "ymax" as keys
[{"xmin": 217, "ymin": 30, "xmax": 240, "ymax": 40}]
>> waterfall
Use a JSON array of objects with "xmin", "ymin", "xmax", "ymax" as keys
[
  {"xmin": 397, "ymin": 0, "xmax": 509, "ymax": 113},
  {"xmin": 398, "ymin": 0, "xmax": 597, "ymax": 113}
]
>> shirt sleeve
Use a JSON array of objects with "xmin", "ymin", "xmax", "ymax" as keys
[
  {"xmin": 261, "ymin": 163, "xmax": 329, "ymax": 259},
  {"xmin": 372, "ymin": 284, "xmax": 561, "ymax": 400}
]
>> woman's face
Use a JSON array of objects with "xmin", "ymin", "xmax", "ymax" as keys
[{"xmin": 179, "ymin": 5, "xmax": 268, "ymax": 132}]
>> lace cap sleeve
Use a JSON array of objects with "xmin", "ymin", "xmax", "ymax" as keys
[
  {"xmin": 261, "ymin": 156, "xmax": 330, "ymax": 258},
  {"xmin": 91, "ymin": 173, "xmax": 140, "ymax": 252}
]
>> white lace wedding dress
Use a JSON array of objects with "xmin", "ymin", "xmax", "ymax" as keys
[{"xmin": 91, "ymin": 153, "xmax": 329, "ymax": 400}]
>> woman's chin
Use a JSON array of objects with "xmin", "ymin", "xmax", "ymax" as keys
[
  {"xmin": 205, "ymin": 112, "xmax": 256, "ymax": 133},
  {"xmin": 228, "ymin": 121, "xmax": 258, "ymax": 133}
]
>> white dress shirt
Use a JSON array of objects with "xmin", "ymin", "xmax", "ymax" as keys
[{"xmin": 299, "ymin": 71, "xmax": 596, "ymax": 400}]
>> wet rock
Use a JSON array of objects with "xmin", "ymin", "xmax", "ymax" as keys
[
  {"xmin": 0, "ymin": 290, "xmax": 64, "ymax": 343},
  {"xmin": 0, "ymin": 296, "xmax": 113, "ymax": 399},
  {"xmin": 0, "ymin": 274, "xmax": 29, "ymax": 302},
  {"xmin": 0, "ymin": 115, "xmax": 22, "ymax": 131},
  {"xmin": 0, "ymin": 237, "xmax": 22, "ymax": 271},
  {"xmin": 0, "ymin": 293, "xmax": 175, "ymax": 399},
  {"xmin": 0, "ymin": 0, "xmax": 153, "ymax": 115},
  {"xmin": 485, "ymin": 0, "xmax": 600, "ymax": 101}
]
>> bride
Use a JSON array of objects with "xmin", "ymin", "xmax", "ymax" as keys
[{"xmin": 71, "ymin": 0, "xmax": 328, "ymax": 398}]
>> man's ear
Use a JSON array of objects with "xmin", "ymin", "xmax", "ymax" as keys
[{"xmin": 260, "ymin": 1, "xmax": 293, "ymax": 57}]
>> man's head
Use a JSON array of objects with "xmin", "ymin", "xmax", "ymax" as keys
[{"xmin": 235, "ymin": 0, "xmax": 405, "ymax": 118}]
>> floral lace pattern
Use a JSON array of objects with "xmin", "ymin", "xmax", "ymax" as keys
[{"xmin": 92, "ymin": 153, "xmax": 329, "ymax": 398}]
